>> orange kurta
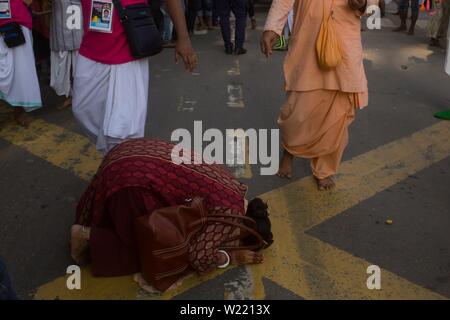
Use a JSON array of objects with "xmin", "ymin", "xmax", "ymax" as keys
[
  {"xmin": 265, "ymin": 0, "xmax": 369, "ymax": 101},
  {"xmin": 264, "ymin": 0, "xmax": 370, "ymax": 179}
]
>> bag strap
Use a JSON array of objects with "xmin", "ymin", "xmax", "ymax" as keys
[
  {"xmin": 111, "ymin": 0, "xmax": 127, "ymax": 22},
  {"xmin": 204, "ymin": 213, "xmax": 258, "ymax": 244},
  {"xmin": 324, "ymin": 0, "xmax": 335, "ymax": 21},
  {"xmin": 204, "ymin": 216, "xmax": 266, "ymax": 251},
  {"xmin": 208, "ymin": 213, "xmax": 258, "ymax": 229},
  {"xmin": 112, "ymin": 0, "xmax": 150, "ymax": 22}
]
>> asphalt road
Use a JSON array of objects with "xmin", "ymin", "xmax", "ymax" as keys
[{"xmin": 0, "ymin": 4, "xmax": 449, "ymax": 299}]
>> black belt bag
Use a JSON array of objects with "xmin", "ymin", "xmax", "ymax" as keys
[
  {"xmin": 112, "ymin": 0, "xmax": 163, "ymax": 58},
  {"xmin": 0, "ymin": 23, "xmax": 26, "ymax": 48}
]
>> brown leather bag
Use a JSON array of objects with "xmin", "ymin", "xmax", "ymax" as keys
[{"xmin": 134, "ymin": 197, "xmax": 265, "ymax": 292}]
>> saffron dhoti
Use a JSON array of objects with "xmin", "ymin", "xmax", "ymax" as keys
[{"xmin": 278, "ymin": 90, "xmax": 367, "ymax": 179}]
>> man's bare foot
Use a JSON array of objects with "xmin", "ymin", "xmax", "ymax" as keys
[
  {"xmin": 13, "ymin": 107, "xmax": 32, "ymax": 127},
  {"xmin": 277, "ymin": 150, "xmax": 293, "ymax": 179},
  {"xmin": 316, "ymin": 176, "xmax": 336, "ymax": 191},
  {"xmin": 70, "ymin": 225, "xmax": 90, "ymax": 265},
  {"xmin": 58, "ymin": 97, "xmax": 72, "ymax": 110}
]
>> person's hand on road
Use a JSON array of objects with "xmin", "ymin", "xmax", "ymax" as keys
[{"xmin": 230, "ymin": 250, "xmax": 264, "ymax": 265}]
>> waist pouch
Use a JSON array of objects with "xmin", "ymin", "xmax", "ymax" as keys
[{"xmin": 0, "ymin": 23, "xmax": 26, "ymax": 48}]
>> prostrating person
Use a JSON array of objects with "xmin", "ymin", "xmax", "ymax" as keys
[{"xmin": 70, "ymin": 139, "xmax": 273, "ymax": 293}]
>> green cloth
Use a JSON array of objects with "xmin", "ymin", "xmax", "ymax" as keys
[
  {"xmin": 273, "ymin": 36, "xmax": 288, "ymax": 51},
  {"xmin": 434, "ymin": 110, "xmax": 450, "ymax": 120}
]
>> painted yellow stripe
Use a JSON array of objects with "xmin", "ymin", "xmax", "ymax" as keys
[
  {"xmin": 268, "ymin": 121, "xmax": 450, "ymax": 233},
  {"xmin": 34, "ymin": 267, "xmax": 230, "ymax": 300},
  {"xmin": 0, "ymin": 119, "xmax": 102, "ymax": 181},
  {"xmin": 1, "ymin": 115, "xmax": 448, "ymax": 299},
  {"xmin": 227, "ymin": 60, "xmax": 241, "ymax": 76},
  {"xmin": 253, "ymin": 121, "xmax": 450, "ymax": 300}
]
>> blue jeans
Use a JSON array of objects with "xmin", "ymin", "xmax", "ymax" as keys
[
  {"xmin": 198, "ymin": 0, "xmax": 213, "ymax": 17},
  {"xmin": 0, "ymin": 258, "xmax": 18, "ymax": 300},
  {"xmin": 218, "ymin": 0, "xmax": 247, "ymax": 49},
  {"xmin": 160, "ymin": 0, "xmax": 174, "ymax": 42}
]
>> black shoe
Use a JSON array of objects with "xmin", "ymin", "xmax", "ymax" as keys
[
  {"xmin": 225, "ymin": 46, "xmax": 234, "ymax": 55},
  {"xmin": 235, "ymin": 47, "xmax": 247, "ymax": 55}
]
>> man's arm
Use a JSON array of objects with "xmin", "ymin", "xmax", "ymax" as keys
[
  {"xmin": 165, "ymin": 0, "xmax": 198, "ymax": 72},
  {"xmin": 264, "ymin": 0, "xmax": 295, "ymax": 36},
  {"xmin": 260, "ymin": 0, "xmax": 295, "ymax": 58},
  {"xmin": 349, "ymin": 0, "xmax": 369, "ymax": 13}
]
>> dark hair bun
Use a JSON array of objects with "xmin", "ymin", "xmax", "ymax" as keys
[
  {"xmin": 246, "ymin": 198, "xmax": 269, "ymax": 219},
  {"xmin": 245, "ymin": 198, "xmax": 274, "ymax": 248}
]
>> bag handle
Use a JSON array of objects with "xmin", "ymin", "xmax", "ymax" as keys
[
  {"xmin": 203, "ymin": 216, "xmax": 266, "ymax": 251},
  {"xmin": 205, "ymin": 213, "xmax": 259, "ymax": 244},
  {"xmin": 208, "ymin": 213, "xmax": 258, "ymax": 229}
]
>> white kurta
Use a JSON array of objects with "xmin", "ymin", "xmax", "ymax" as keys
[
  {"xmin": 72, "ymin": 55, "xmax": 150, "ymax": 153},
  {"xmin": 0, "ymin": 26, "xmax": 42, "ymax": 111}
]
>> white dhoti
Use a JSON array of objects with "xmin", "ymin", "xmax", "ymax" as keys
[
  {"xmin": 50, "ymin": 50, "xmax": 79, "ymax": 97},
  {"xmin": 0, "ymin": 26, "xmax": 42, "ymax": 111},
  {"xmin": 72, "ymin": 55, "xmax": 150, "ymax": 154}
]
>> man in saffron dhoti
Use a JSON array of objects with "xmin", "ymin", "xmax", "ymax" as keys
[
  {"xmin": 49, "ymin": 0, "xmax": 83, "ymax": 109},
  {"xmin": 261, "ymin": 0, "xmax": 370, "ymax": 190},
  {"xmin": 73, "ymin": 0, "xmax": 197, "ymax": 154},
  {"xmin": 0, "ymin": 0, "xmax": 42, "ymax": 127}
]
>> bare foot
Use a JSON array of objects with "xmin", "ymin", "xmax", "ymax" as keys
[
  {"xmin": 58, "ymin": 97, "xmax": 72, "ymax": 110},
  {"xmin": 277, "ymin": 150, "xmax": 293, "ymax": 179},
  {"xmin": 134, "ymin": 273, "xmax": 184, "ymax": 294},
  {"xmin": 316, "ymin": 176, "xmax": 336, "ymax": 191},
  {"xmin": 134, "ymin": 274, "xmax": 161, "ymax": 294},
  {"xmin": 70, "ymin": 225, "xmax": 90, "ymax": 265},
  {"xmin": 13, "ymin": 107, "xmax": 32, "ymax": 127}
]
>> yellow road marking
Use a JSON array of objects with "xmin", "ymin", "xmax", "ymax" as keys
[
  {"xmin": 1, "ymin": 116, "xmax": 448, "ymax": 299},
  {"xmin": 0, "ymin": 119, "xmax": 101, "ymax": 181},
  {"xmin": 227, "ymin": 60, "xmax": 241, "ymax": 76},
  {"xmin": 177, "ymin": 96, "xmax": 196, "ymax": 112},
  {"xmin": 227, "ymin": 84, "xmax": 245, "ymax": 108},
  {"xmin": 280, "ymin": 121, "xmax": 450, "ymax": 232},
  {"xmin": 253, "ymin": 121, "xmax": 450, "ymax": 299}
]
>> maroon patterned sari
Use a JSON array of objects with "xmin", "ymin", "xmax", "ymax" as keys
[{"xmin": 76, "ymin": 139, "xmax": 248, "ymax": 277}]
